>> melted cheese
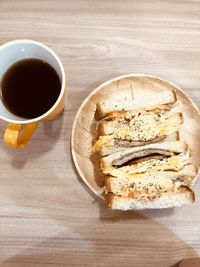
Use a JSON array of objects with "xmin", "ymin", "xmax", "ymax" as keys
[
  {"xmin": 168, "ymin": 155, "xmax": 183, "ymax": 167},
  {"xmin": 92, "ymin": 138, "xmax": 104, "ymax": 152},
  {"xmin": 126, "ymin": 173, "xmax": 144, "ymax": 178}
]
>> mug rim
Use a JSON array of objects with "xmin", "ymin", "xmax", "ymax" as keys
[{"xmin": 0, "ymin": 39, "xmax": 66, "ymax": 124}]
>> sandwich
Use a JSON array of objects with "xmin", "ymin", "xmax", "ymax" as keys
[
  {"xmin": 93, "ymin": 112, "xmax": 183, "ymax": 156},
  {"xmin": 93, "ymin": 90, "xmax": 198, "ymax": 210},
  {"xmin": 100, "ymin": 141, "xmax": 188, "ymax": 168},
  {"xmin": 105, "ymin": 164, "xmax": 198, "ymax": 198},
  {"xmin": 102, "ymin": 150, "xmax": 190, "ymax": 176}
]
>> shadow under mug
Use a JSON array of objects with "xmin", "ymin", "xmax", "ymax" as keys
[{"xmin": 0, "ymin": 39, "xmax": 66, "ymax": 149}]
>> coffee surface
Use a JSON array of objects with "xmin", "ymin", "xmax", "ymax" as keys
[{"xmin": 1, "ymin": 58, "xmax": 61, "ymax": 119}]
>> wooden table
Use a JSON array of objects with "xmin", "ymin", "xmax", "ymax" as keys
[{"xmin": 0, "ymin": 1, "xmax": 200, "ymax": 266}]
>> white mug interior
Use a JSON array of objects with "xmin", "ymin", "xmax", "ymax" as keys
[{"xmin": 0, "ymin": 40, "xmax": 65, "ymax": 124}]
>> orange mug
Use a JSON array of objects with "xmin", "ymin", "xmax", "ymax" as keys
[{"xmin": 0, "ymin": 40, "xmax": 66, "ymax": 148}]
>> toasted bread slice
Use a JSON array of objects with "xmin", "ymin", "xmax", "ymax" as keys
[
  {"xmin": 105, "ymin": 164, "xmax": 198, "ymax": 197},
  {"xmin": 96, "ymin": 90, "xmax": 177, "ymax": 119},
  {"xmin": 98, "ymin": 111, "xmax": 183, "ymax": 136},
  {"xmin": 105, "ymin": 187, "xmax": 195, "ymax": 210},
  {"xmin": 93, "ymin": 113, "xmax": 183, "ymax": 156},
  {"xmin": 100, "ymin": 141, "xmax": 188, "ymax": 169}
]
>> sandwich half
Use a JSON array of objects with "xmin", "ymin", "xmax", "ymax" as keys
[
  {"xmin": 105, "ymin": 164, "xmax": 198, "ymax": 198},
  {"xmin": 93, "ymin": 112, "xmax": 183, "ymax": 156},
  {"xmin": 100, "ymin": 141, "xmax": 188, "ymax": 169}
]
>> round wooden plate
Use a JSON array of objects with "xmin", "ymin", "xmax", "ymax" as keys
[{"xmin": 71, "ymin": 74, "xmax": 200, "ymax": 196}]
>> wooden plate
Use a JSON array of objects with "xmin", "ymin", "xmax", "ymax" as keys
[{"xmin": 71, "ymin": 74, "xmax": 200, "ymax": 196}]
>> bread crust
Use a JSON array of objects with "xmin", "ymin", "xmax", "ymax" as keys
[
  {"xmin": 106, "ymin": 186, "xmax": 195, "ymax": 210},
  {"xmin": 95, "ymin": 90, "xmax": 178, "ymax": 119}
]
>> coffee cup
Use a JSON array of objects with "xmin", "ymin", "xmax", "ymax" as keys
[{"xmin": 0, "ymin": 39, "xmax": 65, "ymax": 148}]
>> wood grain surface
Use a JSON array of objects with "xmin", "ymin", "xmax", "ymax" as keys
[{"xmin": 0, "ymin": 1, "xmax": 200, "ymax": 266}]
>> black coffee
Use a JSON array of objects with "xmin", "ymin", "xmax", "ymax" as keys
[{"xmin": 1, "ymin": 58, "xmax": 61, "ymax": 119}]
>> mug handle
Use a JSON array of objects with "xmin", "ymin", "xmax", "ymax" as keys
[{"xmin": 4, "ymin": 123, "xmax": 38, "ymax": 149}]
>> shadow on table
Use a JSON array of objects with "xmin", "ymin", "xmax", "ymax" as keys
[
  {"xmin": 0, "ymin": 199, "xmax": 197, "ymax": 267},
  {"xmin": 0, "ymin": 151, "xmax": 197, "ymax": 267}
]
